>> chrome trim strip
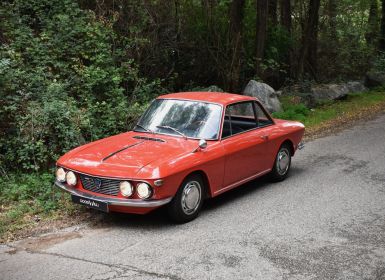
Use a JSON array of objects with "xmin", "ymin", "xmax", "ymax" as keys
[
  {"xmin": 214, "ymin": 169, "xmax": 271, "ymax": 195},
  {"xmin": 55, "ymin": 181, "xmax": 172, "ymax": 208},
  {"xmin": 102, "ymin": 141, "xmax": 144, "ymax": 162}
]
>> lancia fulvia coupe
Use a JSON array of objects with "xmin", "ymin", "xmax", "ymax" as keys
[{"xmin": 55, "ymin": 92, "xmax": 304, "ymax": 223}]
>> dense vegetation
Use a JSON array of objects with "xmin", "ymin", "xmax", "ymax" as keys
[
  {"xmin": 1, "ymin": 0, "xmax": 385, "ymax": 239},
  {"xmin": 1, "ymin": 0, "xmax": 385, "ymax": 173}
]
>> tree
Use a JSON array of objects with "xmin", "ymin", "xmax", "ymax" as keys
[
  {"xmin": 280, "ymin": 0, "xmax": 291, "ymax": 34},
  {"xmin": 366, "ymin": 0, "xmax": 379, "ymax": 45},
  {"xmin": 256, "ymin": 0, "xmax": 268, "ymax": 77},
  {"xmin": 328, "ymin": 0, "xmax": 338, "ymax": 40},
  {"xmin": 228, "ymin": 0, "xmax": 246, "ymax": 91},
  {"xmin": 269, "ymin": 0, "xmax": 278, "ymax": 25},
  {"xmin": 280, "ymin": 0, "xmax": 292, "ymax": 76},
  {"xmin": 381, "ymin": 0, "xmax": 385, "ymax": 51},
  {"xmin": 297, "ymin": 0, "xmax": 321, "ymax": 78}
]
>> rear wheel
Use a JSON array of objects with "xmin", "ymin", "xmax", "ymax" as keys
[
  {"xmin": 270, "ymin": 144, "xmax": 291, "ymax": 182},
  {"xmin": 167, "ymin": 174, "xmax": 204, "ymax": 223}
]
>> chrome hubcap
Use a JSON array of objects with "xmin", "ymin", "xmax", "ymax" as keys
[
  {"xmin": 276, "ymin": 148, "xmax": 290, "ymax": 175},
  {"xmin": 181, "ymin": 181, "xmax": 201, "ymax": 215}
]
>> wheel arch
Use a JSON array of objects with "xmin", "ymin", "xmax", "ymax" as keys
[
  {"xmin": 280, "ymin": 139, "xmax": 295, "ymax": 156},
  {"xmin": 182, "ymin": 170, "xmax": 211, "ymax": 199}
]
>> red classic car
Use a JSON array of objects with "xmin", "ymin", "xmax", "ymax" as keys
[{"xmin": 55, "ymin": 92, "xmax": 304, "ymax": 222}]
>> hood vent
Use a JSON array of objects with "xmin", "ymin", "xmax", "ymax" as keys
[
  {"xmin": 102, "ymin": 141, "xmax": 144, "ymax": 162},
  {"xmin": 133, "ymin": 136, "xmax": 165, "ymax": 143}
]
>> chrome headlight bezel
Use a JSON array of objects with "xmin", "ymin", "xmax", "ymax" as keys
[
  {"xmin": 56, "ymin": 167, "xmax": 66, "ymax": 182},
  {"xmin": 65, "ymin": 171, "xmax": 77, "ymax": 186},
  {"xmin": 119, "ymin": 181, "xmax": 134, "ymax": 197},
  {"xmin": 137, "ymin": 182, "xmax": 152, "ymax": 199}
]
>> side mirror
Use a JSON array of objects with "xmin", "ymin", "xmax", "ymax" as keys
[{"xmin": 198, "ymin": 139, "xmax": 207, "ymax": 149}]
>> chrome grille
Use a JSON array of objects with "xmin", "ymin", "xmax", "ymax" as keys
[{"xmin": 79, "ymin": 174, "xmax": 120, "ymax": 196}]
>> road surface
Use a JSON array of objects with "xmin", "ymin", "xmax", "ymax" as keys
[{"xmin": 1, "ymin": 114, "xmax": 385, "ymax": 280}]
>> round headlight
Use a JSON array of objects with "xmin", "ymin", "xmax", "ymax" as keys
[
  {"xmin": 56, "ymin": 167, "xmax": 66, "ymax": 182},
  {"xmin": 119, "ymin": 181, "xmax": 133, "ymax": 197},
  {"xmin": 137, "ymin": 182, "xmax": 152, "ymax": 199},
  {"xmin": 66, "ymin": 171, "xmax": 77, "ymax": 186}
]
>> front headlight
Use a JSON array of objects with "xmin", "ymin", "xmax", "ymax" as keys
[
  {"xmin": 56, "ymin": 167, "xmax": 66, "ymax": 182},
  {"xmin": 66, "ymin": 171, "xmax": 77, "ymax": 186},
  {"xmin": 120, "ymin": 181, "xmax": 133, "ymax": 197},
  {"xmin": 137, "ymin": 182, "xmax": 152, "ymax": 199}
]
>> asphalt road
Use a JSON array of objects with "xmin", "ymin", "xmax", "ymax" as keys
[{"xmin": 1, "ymin": 114, "xmax": 385, "ymax": 280}]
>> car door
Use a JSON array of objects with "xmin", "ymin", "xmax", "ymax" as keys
[{"xmin": 220, "ymin": 101, "xmax": 271, "ymax": 189}]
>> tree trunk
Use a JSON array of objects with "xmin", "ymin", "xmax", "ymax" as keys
[
  {"xmin": 256, "ymin": 0, "xmax": 268, "ymax": 77},
  {"xmin": 269, "ymin": 0, "xmax": 278, "ymax": 25},
  {"xmin": 380, "ymin": 0, "xmax": 385, "ymax": 51},
  {"xmin": 366, "ymin": 0, "xmax": 379, "ymax": 45},
  {"xmin": 280, "ymin": 0, "xmax": 292, "ymax": 76},
  {"xmin": 280, "ymin": 0, "xmax": 291, "ymax": 33},
  {"xmin": 297, "ymin": 0, "xmax": 320, "ymax": 79},
  {"xmin": 227, "ymin": 0, "xmax": 246, "ymax": 91},
  {"xmin": 328, "ymin": 0, "xmax": 337, "ymax": 40}
]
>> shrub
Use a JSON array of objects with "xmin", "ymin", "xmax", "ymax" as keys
[{"xmin": 0, "ymin": 0, "xmax": 160, "ymax": 171}]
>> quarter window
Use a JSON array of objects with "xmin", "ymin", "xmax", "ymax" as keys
[
  {"xmin": 254, "ymin": 102, "xmax": 273, "ymax": 127},
  {"xmin": 221, "ymin": 102, "xmax": 257, "ymax": 138}
]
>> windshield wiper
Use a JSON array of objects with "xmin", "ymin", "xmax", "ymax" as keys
[
  {"xmin": 135, "ymin": 124, "xmax": 153, "ymax": 133},
  {"xmin": 156, "ymin": 125, "xmax": 187, "ymax": 139}
]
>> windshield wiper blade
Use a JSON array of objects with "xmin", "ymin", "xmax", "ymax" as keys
[
  {"xmin": 135, "ymin": 124, "xmax": 153, "ymax": 133},
  {"xmin": 156, "ymin": 125, "xmax": 187, "ymax": 139}
]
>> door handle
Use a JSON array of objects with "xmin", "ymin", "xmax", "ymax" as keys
[{"xmin": 260, "ymin": 135, "xmax": 269, "ymax": 141}]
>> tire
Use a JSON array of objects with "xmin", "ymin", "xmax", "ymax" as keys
[
  {"xmin": 270, "ymin": 143, "xmax": 292, "ymax": 182},
  {"xmin": 167, "ymin": 174, "xmax": 205, "ymax": 223}
]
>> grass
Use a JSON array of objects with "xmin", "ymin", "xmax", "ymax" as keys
[
  {"xmin": 1, "ymin": 88, "xmax": 385, "ymax": 242},
  {"xmin": 0, "ymin": 172, "xmax": 82, "ymax": 242},
  {"xmin": 272, "ymin": 88, "xmax": 385, "ymax": 129}
]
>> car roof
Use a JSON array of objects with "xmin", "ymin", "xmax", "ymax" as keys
[{"xmin": 157, "ymin": 92, "xmax": 257, "ymax": 106}]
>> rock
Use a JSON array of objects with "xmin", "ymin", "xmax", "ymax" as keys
[
  {"xmin": 243, "ymin": 80, "xmax": 282, "ymax": 113},
  {"xmin": 311, "ymin": 84, "xmax": 350, "ymax": 101},
  {"xmin": 365, "ymin": 72, "xmax": 385, "ymax": 88},
  {"xmin": 346, "ymin": 81, "xmax": 367, "ymax": 93}
]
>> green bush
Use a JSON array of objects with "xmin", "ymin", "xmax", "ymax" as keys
[
  {"xmin": 0, "ymin": 0, "xmax": 160, "ymax": 172},
  {"xmin": 0, "ymin": 172, "xmax": 59, "ymax": 212},
  {"xmin": 272, "ymin": 103, "xmax": 310, "ymax": 122}
]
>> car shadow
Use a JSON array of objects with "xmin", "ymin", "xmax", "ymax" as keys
[{"xmin": 91, "ymin": 166, "xmax": 306, "ymax": 229}]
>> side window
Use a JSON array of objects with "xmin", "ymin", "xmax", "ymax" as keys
[
  {"xmin": 221, "ymin": 102, "xmax": 257, "ymax": 138},
  {"xmin": 254, "ymin": 102, "xmax": 273, "ymax": 127}
]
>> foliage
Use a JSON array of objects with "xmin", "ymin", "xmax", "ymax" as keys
[
  {"xmin": 0, "ymin": 171, "xmax": 82, "ymax": 241},
  {"xmin": 0, "ymin": 0, "xmax": 160, "ymax": 171},
  {"xmin": 273, "ymin": 89, "xmax": 385, "ymax": 127},
  {"xmin": 272, "ymin": 103, "xmax": 310, "ymax": 123}
]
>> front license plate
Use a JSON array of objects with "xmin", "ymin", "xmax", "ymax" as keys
[{"xmin": 71, "ymin": 195, "xmax": 109, "ymax": 212}]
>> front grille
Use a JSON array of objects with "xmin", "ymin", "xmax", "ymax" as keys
[{"xmin": 79, "ymin": 174, "xmax": 120, "ymax": 196}]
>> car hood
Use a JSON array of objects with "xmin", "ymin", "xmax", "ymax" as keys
[{"xmin": 57, "ymin": 132, "xmax": 197, "ymax": 179}]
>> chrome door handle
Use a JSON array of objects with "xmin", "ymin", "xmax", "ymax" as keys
[{"xmin": 260, "ymin": 135, "xmax": 269, "ymax": 140}]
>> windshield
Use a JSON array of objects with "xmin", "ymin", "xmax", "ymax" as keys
[{"xmin": 135, "ymin": 99, "xmax": 222, "ymax": 140}]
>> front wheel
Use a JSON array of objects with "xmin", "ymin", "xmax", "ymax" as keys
[
  {"xmin": 167, "ymin": 174, "xmax": 204, "ymax": 223},
  {"xmin": 270, "ymin": 144, "xmax": 291, "ymax": 182}
]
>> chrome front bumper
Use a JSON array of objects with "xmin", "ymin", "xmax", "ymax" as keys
[{"xmin": 54, "ymin": 181, "xmax": 172, "ymax": 208}]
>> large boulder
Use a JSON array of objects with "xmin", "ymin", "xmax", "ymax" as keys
[
  {"xmin": 346, "ymin": 81, "xmax": 367, "ymax": 93},
  {"xmin": 365, "ymin": 72, "xmax": 385, "ymax": 88},
  {"xmin": 243, "ymin": 80, "xmax": 282, "ymax": 113},
  {"xmin": 311, "ymin": 84, "xmax": 350, "ymax": 101}
]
